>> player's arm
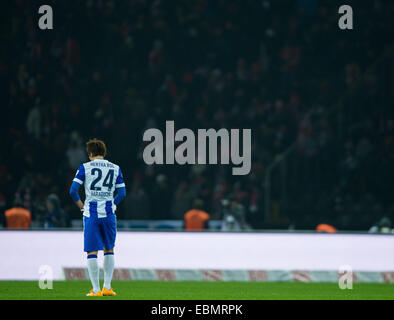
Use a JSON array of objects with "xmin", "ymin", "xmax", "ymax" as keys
[
  {"xmin": 69, "ymin": 164, "xmax": 85, "ymax": 211},
  {"xmin": 114, "ymin": 167, "xmax": 126, "ymax": 205}
]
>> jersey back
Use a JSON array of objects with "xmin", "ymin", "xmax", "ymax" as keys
[{"xmin": 73, "ymin": 159, "xmax": 125, "ymax": 218}]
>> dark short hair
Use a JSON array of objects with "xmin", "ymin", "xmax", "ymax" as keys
[{"xmin": 86, "ymin": 139, "xmax": 107, "ymax": 157}]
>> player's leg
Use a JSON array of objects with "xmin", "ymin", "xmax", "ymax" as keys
[
  {"xmin": 101, "ymin": 213, "xmax": 117, "ymax": 296},
  {"xmin": 84, "ymin": 216, "xmax": 103, "ymax": 296},
  {"xmin": 102, "ymin": 248, "xmax": 115, "ymax": 295},
  {"xmin": 86, "ymin": 251, "xmax": 101, "ymax": 296}
]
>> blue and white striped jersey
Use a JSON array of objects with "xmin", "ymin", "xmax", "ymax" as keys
[{"xmin": 73, "ymin": 159, "xmax": 125, "ymax": 218}]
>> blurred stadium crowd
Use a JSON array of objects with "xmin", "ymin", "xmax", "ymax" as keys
[{"xmin": 0, "ymin": 0, "xmax": 393, "ymax": 230}]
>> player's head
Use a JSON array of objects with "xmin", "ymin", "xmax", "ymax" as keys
[{"xmin": 86, "ymin": 138, "xmax": 107, "ymax": 160}]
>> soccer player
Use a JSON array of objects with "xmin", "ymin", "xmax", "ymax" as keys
[{"xmin": 69, "ymin": 139, "xmax": 126, "ymax": 296}]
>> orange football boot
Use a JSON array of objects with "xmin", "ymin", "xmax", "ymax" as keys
[
  {"xmin": 86, "ymin": 289, "xmax": 103, "ymax": 296},
  {"xmin": 102, "ymin": 287, "xmax": 117, "ymax": 296}
]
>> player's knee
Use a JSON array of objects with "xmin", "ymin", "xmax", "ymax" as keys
[{"xmin": 103, "ymin": 248, "xmax": 114, "ymax": 253}]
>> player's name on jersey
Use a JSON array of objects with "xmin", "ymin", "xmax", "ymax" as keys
[
  {"xmin": 90, "ymin": 161, "xmax": 114, "ymax": 168},
  {"xmin": 91, "ymin": 191, "xmax": 112, "ymax": 197}
]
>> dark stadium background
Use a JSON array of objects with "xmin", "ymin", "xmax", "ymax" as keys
[{"xmin": 0, "ymin": 0, "xmax": 393, "ymax": 232}]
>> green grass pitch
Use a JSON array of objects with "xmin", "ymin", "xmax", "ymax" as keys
[{"xmin": 1, "ymin": 281, "xmax": 394, "ymax": 300}]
